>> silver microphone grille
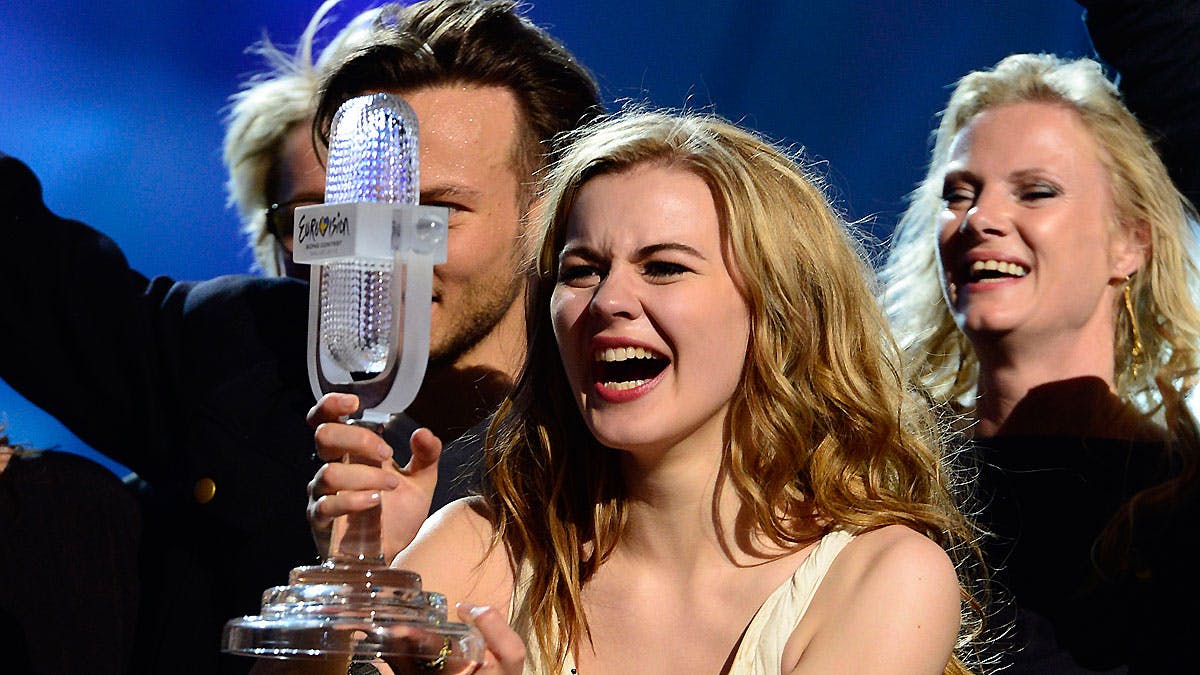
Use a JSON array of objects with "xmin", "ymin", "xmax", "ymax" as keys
[{"xmin": 320, "ymin": 94, "xmax": 419, "ymax": 375}]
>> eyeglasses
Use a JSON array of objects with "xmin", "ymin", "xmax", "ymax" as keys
[{"xmin": 266, "ymin": 198, "xmax": 323, "ymax": 243}]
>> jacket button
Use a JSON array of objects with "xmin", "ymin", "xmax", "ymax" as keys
[{"xmin": 194, "ymin": 477, "xmax": 217, "ymax": 504}]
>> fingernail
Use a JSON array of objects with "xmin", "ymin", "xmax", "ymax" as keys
[
  {"xmin": 378, "ymin": 442, "xmax": 393, "ymax": 461},
  {"xmin": 385, "ymin": 474, "xmax": 400, "ymax": 489},
  {"xmin": 455, "ymin": 602, "xmax": 486, "ymax": 623},
  {"xmin": 367, "ymin": 492, "xmax": 381, "ymax": 502}
]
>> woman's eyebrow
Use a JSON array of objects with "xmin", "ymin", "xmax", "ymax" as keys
[
  {"xmin": 635, "ymin": 242, "xmax": 707, "ymax": 260},
  {"xmin": 941, "ymin": 167, "xmax": 978, "ymax": 184},
  {"xmin": 558, "ymin": 244, "xmax": 601, "ymax": 261},
  {"xmin": 558, "ymin": 241, "xmax": 707, "ymax": 262}
]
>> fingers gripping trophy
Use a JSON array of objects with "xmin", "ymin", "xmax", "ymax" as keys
[{"xmin": 222, "ymin": 93, "xmax": 484, "ymax": 672}]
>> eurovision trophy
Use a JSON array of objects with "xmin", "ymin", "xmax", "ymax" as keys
[{"xmin": 222, "ymin": 93, "xmax": 483, "ymax": 672}]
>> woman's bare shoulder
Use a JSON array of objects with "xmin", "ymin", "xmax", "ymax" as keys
[
  {"xmin": 786, "ymin": 525, "xmax": 960, "ymax": 674},
  {"xmin": 847, "ymin": 523, "xmax": 957, "ymax": 576},
  {"xmin": 410, "ymin": 496, "xmax": 497, "ymax": 545},
  {"xmin": 393, "ymin": 497, "xmax": 514, "ymax": 617}
]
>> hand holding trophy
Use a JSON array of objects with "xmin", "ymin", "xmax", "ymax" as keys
[{"xmin": 223, "ymin": 93, "xmax": 483, "ymax": 673}]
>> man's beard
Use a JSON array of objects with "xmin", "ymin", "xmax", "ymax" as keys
[{"xmin": 428, "ymin": 273, "xmax": 524, "ymax": 369}]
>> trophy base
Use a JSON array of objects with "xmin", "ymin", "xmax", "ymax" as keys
[{"xmin": 223, "ymin": 558, "xmax": 483, "ymax": 672}]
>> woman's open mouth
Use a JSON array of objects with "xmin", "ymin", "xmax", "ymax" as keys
[{"xmin": 592, "ymin": 345, "xmax": 669, "ymax": 397}]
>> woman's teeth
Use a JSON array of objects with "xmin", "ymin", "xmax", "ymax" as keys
[
  {"xmin": 969, "ymin": 259, "xmax": 1028, "ymax": 281},
  {"xmin": 604, "ymin": 379, "xmax": 647, "ymax": 390},
  {"xmin": 594, "ymin": 346, "xmax": 658, "ymax": 362}
]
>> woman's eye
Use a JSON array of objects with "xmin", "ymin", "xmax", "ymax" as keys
[
  {"xmin": 1020, "ymin": 184, "xmax": 1060, "ymax": 201},
  {"xmin": 941, "ymin": 187, "xmax": 973, "ymax": 206},
  {"xmin": 558, "ymin": 264, "xmax": 601, "ymax": 285},
  {"xmin": 644, "ymin": 261, "xmax": 690, "ymax": 279}
]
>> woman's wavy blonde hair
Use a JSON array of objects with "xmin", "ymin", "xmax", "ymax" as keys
[
  {"xmin": 482, "ymin": 109, "xmax": 989, "ymax": 673},
  {"xmin": 880, "ymin": 53, "xmax": 1200, "ymax": 423}
]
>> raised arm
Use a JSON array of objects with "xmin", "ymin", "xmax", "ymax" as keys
[
  {"xmin": 0, "ymin": 152, "xmax": 317, "ymax": 495},
  {"xmin": 0, "ymin": 152, "xmax": 188, "ymax": 475}
]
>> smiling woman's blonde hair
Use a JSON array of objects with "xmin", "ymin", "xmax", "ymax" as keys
[
  {"xmin": 880, "ymin": 53, "xmax": 1200, "ymax": 420},
  {"xmin": 481, "ymin": 108, "xmax": 989, "ymax": 673}
]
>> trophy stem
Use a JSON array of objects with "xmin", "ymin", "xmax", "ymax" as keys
[
  {"xmin": 333, "ymin": 504, "xmax": 385, "ymax": 563},
  {"xmin": 333, "ymin": 416, "xmax": 389, "ymax": 564}
]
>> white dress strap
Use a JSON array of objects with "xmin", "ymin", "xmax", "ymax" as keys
[{"xmin": 727, "ymin": 528, "xmax": 856, "ymax": 674}]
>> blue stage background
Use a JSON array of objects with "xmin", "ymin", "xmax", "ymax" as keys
[{"xmin": 0, "ymin": 1, "xmax": 1092, "ymax": 474}]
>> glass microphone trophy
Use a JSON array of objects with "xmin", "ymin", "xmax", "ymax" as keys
[{"xmin": 222, "ymin": 93, "xmax": 483, "ymax": 672}]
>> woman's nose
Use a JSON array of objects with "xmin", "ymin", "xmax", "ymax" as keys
[
  {"xmin": 958, "ymin": 199, "xmax": 1009, "ymax": 238},
  {"xmin": 589, "ymin": 268, "xmax": 642, "ymax": 320}
]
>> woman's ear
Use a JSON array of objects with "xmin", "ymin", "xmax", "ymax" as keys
[{"xmin": 1111, "ymin": 218, "xmax": 1151, "ymax": 279}]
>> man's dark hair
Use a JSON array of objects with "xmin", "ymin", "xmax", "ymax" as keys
[{"xmin": 315, "ymin": 0, "xmax": 602, "ymax": 183}]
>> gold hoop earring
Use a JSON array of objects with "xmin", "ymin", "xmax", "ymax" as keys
[{"xmin": 1123, "ymin": 276, "xmax": 1145, "ymax": 378}]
